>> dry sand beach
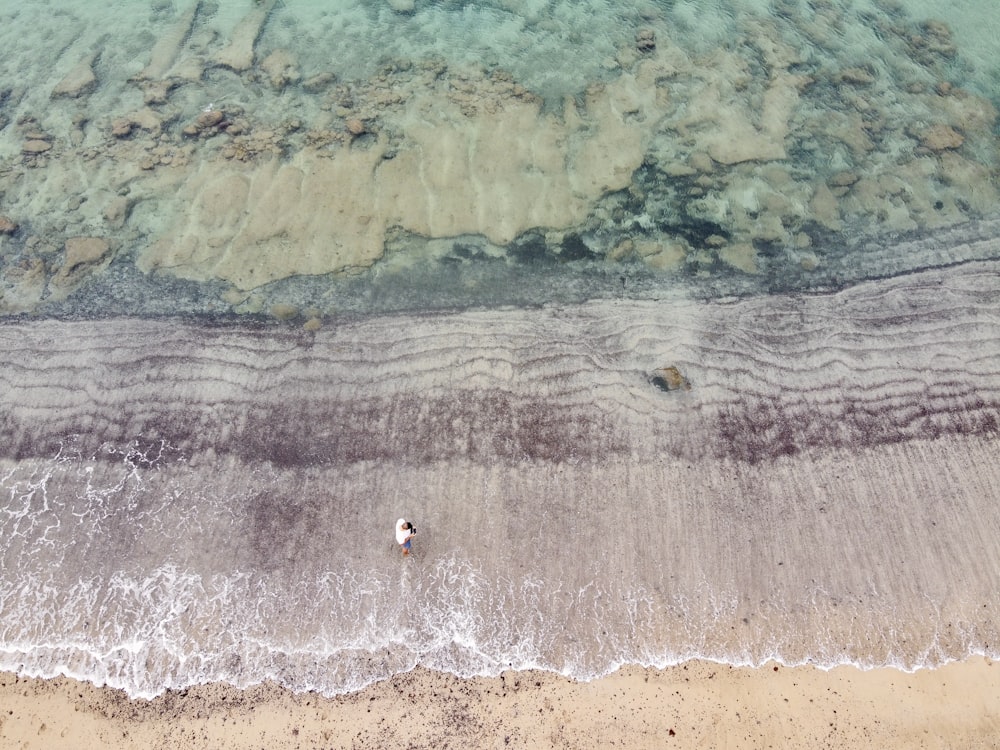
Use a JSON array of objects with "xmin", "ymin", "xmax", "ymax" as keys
[
  {"xmin": 3, "ymin": 661, "xmax": 1000, "ymax": 749},
  {"xmin": 2, "ymin": 1, "xmax": 1000, "ymax": 747}
]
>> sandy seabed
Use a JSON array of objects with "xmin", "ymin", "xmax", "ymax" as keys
[{"xmin": 2, "ymin": 659, "xmax": 998, "ymax": 749}]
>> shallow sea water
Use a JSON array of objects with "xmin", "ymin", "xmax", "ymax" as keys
[{"xmin": 1, "ymin": 0, "xmax": 999, "ymax": 698}]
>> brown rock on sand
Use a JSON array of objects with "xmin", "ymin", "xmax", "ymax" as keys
[
  {"xmin": 651, "ymin": 366, "xmax": 690, "ymax": 392},
  {"xmin": 111, "ymin": 118, "xmax": 134, "ymax": 138},
  {"xmin": 111, "ymin": 109, "xmax": 164, "ymax": 138},
  {"xmin": 140, "ymin": 80, "xmax": 177, "ymax": 105},
  {"xmin": 196, "ymin": 109, "xmax": 225, "ymax": 130},
  {"xmin": 52, "ymin": 237, "xmax": 111, "ymax": 287},
  {"xmin": 0, "ymin": 216, "xmax": 18, "ymax": 235},
  {"xmin": 836, "ymin": 67, "xmax": 874, "ymax": 86},
  {"xmin": 636, "ymin": 29, "xmax": 656, "ymax": 52},
  {"xmin": 828, "ymin": 171, "xmax": 859, "ymax": 187},
  {"xmin": 131, "ymin": 108, "xmax": 165, "ymax": 133},
  {"xmin": 64, "ymin": 237, "xmax": 110, "ymax": 266},
  {"xmin": 22, "ymin": 139, "xmax": 52, "ymax": 154},
  {"xmin": 719, "ymin": 242, "xmax": 759, "ymax": 274},
  {"xmin": 137, "ymin": 0, "xmax": 201, "ymax": 80},
  {"xmin": 270, "ymin": 304, "xmax": 299, "ymax": 320},
  {"xmin": 302, "ymin": 72, "xmax": 336, "ymax": 93},
  {"xmin": 51, "ymin": 54, "xmax": 98, "ymax": 99},
  {"xmin": 215, "ymin": 0, "xmax": 277, "ymax": 71},
  {"xmin": 104, "ymin": 196, "xmax": 131, "ymax": 228},
  {"xmin": 919, "ymin": 19, "xmax": 957, "ymax": 57},
  {"xmin": 919, "ymin": 124, "xmax": 964, "ymax": 151},
  {"xmin": 260, "ymin": 49, "xmax": 300, "ymax": 89}
]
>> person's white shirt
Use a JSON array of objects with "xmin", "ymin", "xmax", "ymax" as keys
[{"xmin": 395, "ymin": 518, "xmax": 412, "ymax": 544}]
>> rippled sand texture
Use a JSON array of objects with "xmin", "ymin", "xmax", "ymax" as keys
[
  {"xmin": 0, "ymin": 1, "xmax": 998, "ymax": 312},
  {"xmin": 2, "ymin": 256, "xmax": 998, "ymax": 696}
]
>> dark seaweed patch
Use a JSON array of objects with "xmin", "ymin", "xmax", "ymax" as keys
[
  {"xmin": 715, "ymin": 394, "xmax": 1000, "ymax": 463},
  {"xmin": 234, "ymin": 391, "xmax": 627, "ymax": 467},
  {"xmin": 659, "ymin": 218, "xmax": 730, "ymax": 249},
  {"xmin": 715, "ymin": 399, "xmax": 799, "ymax": 463},
  {"xmin": 559, "ymin": 233, "xmax": 597, "ymax": 261},
  {"xmin": 507, "ymin": 233, "xmax": 553, "ymax": 265}
]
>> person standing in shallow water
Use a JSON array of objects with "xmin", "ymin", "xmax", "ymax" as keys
[{"xmin": 396, "ymin": 518, "xmax": 416, "ymax": 556}]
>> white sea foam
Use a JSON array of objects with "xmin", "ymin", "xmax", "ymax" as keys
[
  {"xmin": 2, "ymin": 467, "xmax": 996, "ymax": 701},
  {"xmin": 1, "ymin": 567, "xmax": 993, "ymax": 699}
]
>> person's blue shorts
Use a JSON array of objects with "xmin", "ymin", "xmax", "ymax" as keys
[{"xmin": 403, "ymin": 538, "xmax": 411, "ymax": 551}]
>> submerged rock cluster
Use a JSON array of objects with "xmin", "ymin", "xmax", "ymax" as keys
[{"xmin": 0, "ymin": 1, "xmax": 997, "ymax": 314}]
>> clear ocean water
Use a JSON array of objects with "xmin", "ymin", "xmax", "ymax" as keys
[{"xmin": 1, "ymin": 0, "xmax": 999, "ymax": 699}]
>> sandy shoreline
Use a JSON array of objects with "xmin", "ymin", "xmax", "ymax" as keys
[
  {"xmin": 2, "ymin": 5, "xmax": 999, "ymax": 748},
  {"xmin": 3, "ymin": 274, "xmax": 1000, "ymax": 715},
  {"xmin": 2, "ymin": 659, "xmax": 998, "ymax": 749}
]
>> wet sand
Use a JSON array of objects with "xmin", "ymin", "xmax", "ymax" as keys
[
  {"xmin": 0, "ymin": 262, "xmax": 1000, "ymax": 696},
  {"xmin": 2, "ymin": 257, "xmax": 1000, "ymax": 696},
  {"xmin": 3, "ymin": 660, "xmax": 999, "ymax": 749}
]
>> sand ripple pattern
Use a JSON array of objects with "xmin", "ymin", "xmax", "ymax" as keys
[{"xmin": 1, "ymin": 259, "xmax": 999, "ymax": 696}]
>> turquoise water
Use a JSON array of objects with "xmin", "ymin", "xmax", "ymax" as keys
[
  {"xmin": 1, "ymin": 0, "xmax": 999, "ymax": 699},
  {"xmin": 0, "ymin": 0, "xmax": 997, "ymax": 315}
]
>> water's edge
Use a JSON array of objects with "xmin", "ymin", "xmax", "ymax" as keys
[{"xmin": 3, "ymin": 258, "xmax": 999, "ymax": 699}]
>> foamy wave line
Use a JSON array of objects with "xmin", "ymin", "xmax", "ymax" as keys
[
  {"xmin": 1, "ymin": 563, "xmax": 994, "ymax": 700},
  {"xmin": 2, "ymin": 637, "xmax": 994, "ymax": 701}
]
